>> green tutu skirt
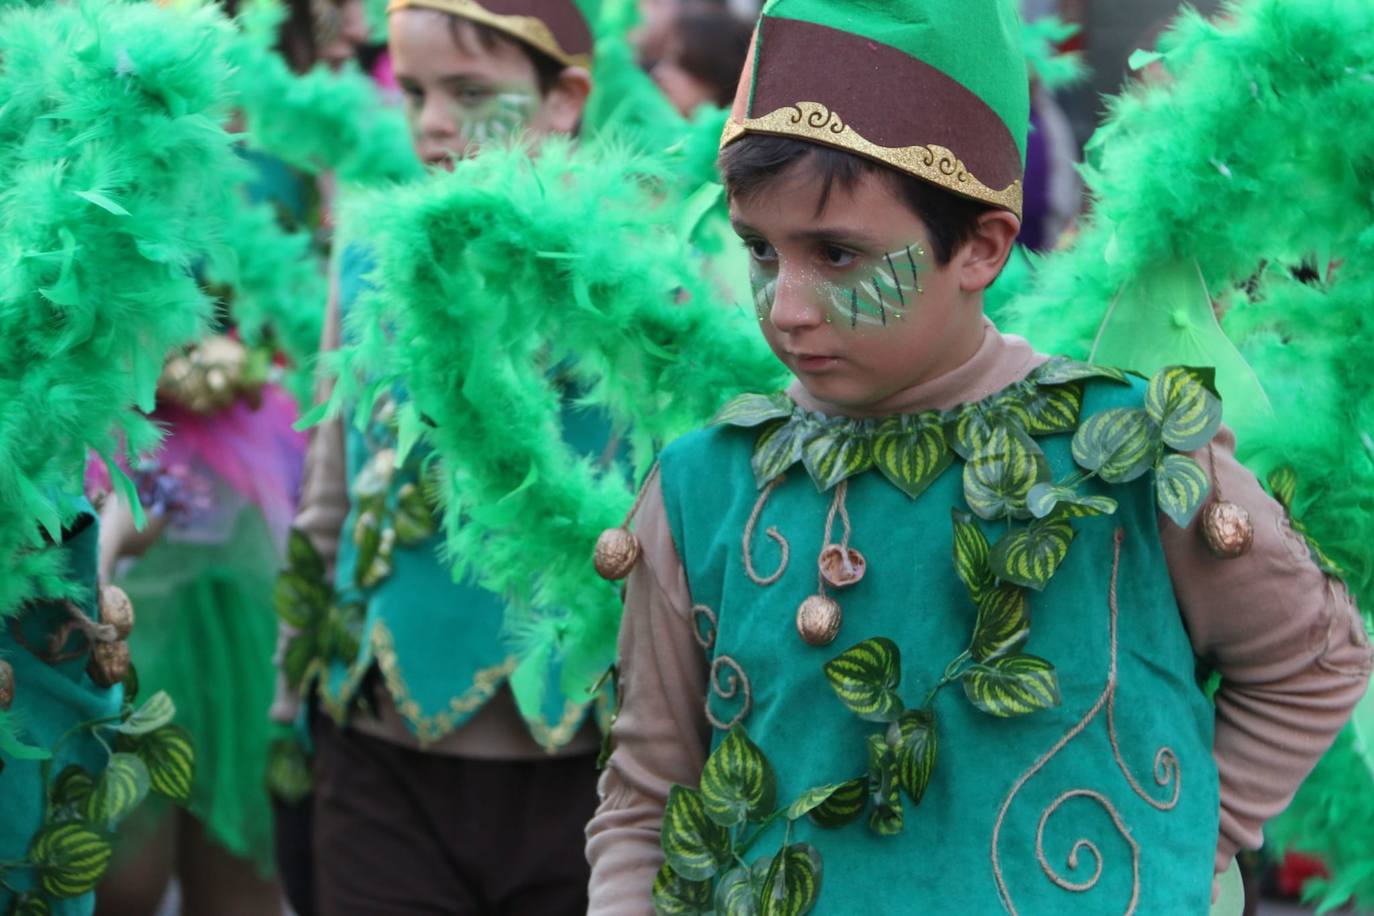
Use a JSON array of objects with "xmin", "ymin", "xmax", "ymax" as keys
[{"xmin": 115, "ymin": 496, "xmax": 279, "ymax": 875}]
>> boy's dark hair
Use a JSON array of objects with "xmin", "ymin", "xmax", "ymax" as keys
[
  {"xmin": 718, "ymin": 134, "xmax": 996, "ymax": 265},
  {"xmin": 672, "ymin": 3, "xmax": 755, "ymax": 108},
  {"xmin": 447, "ymin": 16, "xmax": 567, "ymax": 96}
]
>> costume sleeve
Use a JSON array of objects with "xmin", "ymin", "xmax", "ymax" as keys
[
  {"xmin": 269, "ymin": 272, "xmax": 349, "ymax": 725},
  {"xmin": 1162, "ymin": 426, "xmax": 1371, "ymax": 869},
  {"xmin": 586, "ymin": 475, "xmax": 711, "ymax": 915}
]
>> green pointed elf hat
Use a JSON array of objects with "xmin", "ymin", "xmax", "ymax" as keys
[
  {"xmin": 387, "ymin": 0, "xmax": 600, "ymax": 68},
  {"xmin": 721, "ymin": 0, "xmax": 1029, "ymax": 217}
]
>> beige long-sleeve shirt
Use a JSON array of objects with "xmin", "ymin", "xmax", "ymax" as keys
[{"xmin": 586, "ymin": 324, "xmax": 1371, "ymax": 913}]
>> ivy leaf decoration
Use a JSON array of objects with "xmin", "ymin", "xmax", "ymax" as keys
[
  {"xmin": 989, "ymin": 516, "xmax": 1076, "ymax": 591},
  {"xmin": 29, "ymin": 823, "xmax": 113, "ymax": 899},
  {"xmin": 282, "ymin": 631, "xmax": 319, "ymax": 691},
  {"xmin": 700, "ymin": 724, "xmax": 778, "ymax": 828},
  {"xmin": 1155, "ymin": 453, "xmax": 1212, "ymax": 527},
  {"xmin": 1071, "ymin": 407, "xmax": 1159, "ymax": 484},
  {"xmin": 661, "ymin": 785, "xmax": 732, "ymax": 882},
  {"xmin": 997, "ymin": 381, "xmax": 1085, "ymax": 435},
  {"xmin": 50, "ymin": 766, "xmax": 97, "ymax": 820},
  {"xmin": 86, "ymin": 753, "xmax": 151, "ymax": 828},
  {"xmin": 951, "ymin": 511, "xmax": 994, "ymax": 606},
  {"xmin": 1145, "ymin": 366, "xmax": 1222, "ymax": 452},
  {"xmin": 805, "ymin": 778, "xmax": 868, "ymax": 829},
  {"xmin": 117, "ymin": 724, "xmax": 195, "ymax": 804},
  {"xmin": 713, "ymin": 392, "xmax": 795, "ymax": 428},
  {"xmin": 872, "ymin": 415, "xmax": 952, "ymax": 499},
  {"xmin": 1031, "ymin": 357, "xmax": 1131, "ymax": 386},
  {"xmin": 823, "ymin": 638, "xmax": 903, "ymax": 723},
  {"xmin": 7, "ymin": 894, "xmax": 51, "ymax": 915},
  {"xmin": 714, "ymin": 864, "xmax": 764, "ymax": 916},
  {"xmin": 752, "ymin": 419, "xmax": 809, "ymax": 488},
  {"xmin": 393, "ymin": 482, "xmax": 438, "ymax": 544},
  {"xmin": 1268, "ymin": 466, "xmax": 1298, "ymax": 511},
  {"xmin": 802, "ymin": 425, "xmax": 874, "ymax": 491},
  {"xmin": 273, "ymin": 570, "xmax": 327, "ymax": 630},
  {"xmin": 949, "ymin": 403, "xmax": 1011, "ymax": 461},
  {"xmin": 652, "ymin": 860, "xmax": 713, "ymax": 916},
  {"xmin": 970, "ymin": 585, "xmax": 1030, "ymax": 662},
  {"xmin": 963, "ymin": 655, "xmax": 1062, "ymax": 718},
  {"xmin": 963, "ymin": 426, "xmax": 1051, "ymax": 520},
  {"xmin": 759, "ymin": 844, "xmax": 823, "ymax": 916},
  {"xmin": 115, "ymin": 689, "xmax": 175, "ymax": 736},
  {"xmin": 889, "ymin": 710, "xmax": 938, "ymax": 804},
  {"xmin": 286, "ymin": 529, "xmax": 325, "ymax": 582},
  {"xmin": 865, "ymin": 734, "xmax": 904, "ymax": 836},
  {"xmin": 1026, "ymin": 483, "xmax": 1118, "ymax": 520},
  {"xmin": 786, "ymin": 779, "xmax": 863, "ymax": 825}
]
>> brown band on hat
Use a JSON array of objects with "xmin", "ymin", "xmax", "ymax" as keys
[
  {"xmin": 388, "ymin": 0, "xmax": 593, "ymax": 68},
  {"xmin": 720, "ymin": 16, "xmax": 1023, "ymax": 215}
]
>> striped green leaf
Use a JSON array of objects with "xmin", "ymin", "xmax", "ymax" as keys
[
  {"xmin": 823, "ymin": 638, "xmax": 903, "ymax": 723},
  {"xmin": 801, "ymin": 426, "xmax": 874, "ymax": 491},
  {"xmin": 1267, "ymin": 466, "xmax": 1298, "ymax": 511},
  {"xmin": 951, "ymin": 511, "xmax": 994, "ymax": 606},
  {"xmin": 872, "ymin": 416, "xmax": 952, "ymax": 499},
  {"xmin": 1031, "ymin": 357, "xmax": 1131, "ymax": 386},
  {"xmin": 393, "ymin": 482, "xmax": 438, "ymax": 544},
  {"xmin": 51, "ymin": 766, "xmax": 96, "ymax": 820},
  {"xmin": 963, "ymin": 655, "xmax": 1062, "ymax": 718},
  {"xmin": 949, "ymin": 404, "xmax": 1008, "ymax": 460},
  {"xmin": 87, "ymin": 753, "xmax": 150, "ymax": 827},
  {"xmin": 273, "ymin": 570, "xmax": 327, "ymax": 629},
  {"xmin": 714, "ymin": 864, "xmax": 764, "ymax": 916},
  {"xmin": 890, "ymin": 710, "xmax": 938, "ymax": 805},
  {"xmin": 970, "ymin": 585, "xmax": 1030, "ymax": 662},
  {"xmin": 787, "ymin": 780, "xmax": 858, "ymax": 822},
  {"xmin": 120, "ymin": 724, "xmax": 195, "ymax": 804},
  {"xmin": 700, "ymin": 725, "xmax": 777, "ymax": 827},
  {"xmin": 963, "ymin": 426, "xmax": 1051, "ymax": 520},
  {"xmin": 990, "ymin": 517, "xmax": 1076, "ymax": 591},
  {"xmin": 1026, "ymin": 483, "xmax": 1118, "ymax": 519},
  {"xmin": 661, "ymin": 785, "xmax": 731, "ymax": 882},
  {"xmin": 1155, "ymin": 453, "xmax": 1211, "ymax": 527},
  {"xmin": 752, "ymin": 419, "xmax": 808, "ymax": 487},
  {"xmin": 286, "ymin": 529, "xmax": 325, "ymax": 582},
  {"xmin": 1071, "ymin": 407, "xmax": 1159, "ymax": 483},
  {"xmin": 29, "ymin": 823, "xmax": 113, "ymax": 899},
  {"xmin": 996, "ymin": 381, "xmax": 1085, "ymax": 435},
  {"xmin": 714, "ymin": 392, "xmax": 795, "ymax": 428},
  {"xmin": 282, "ymin": 633, "xmax": 318, "ymax": 691},
  {"xmin": 865, "ymin": 734, "xmax": 904, "ymax": 836},
  {"xmin": 8, "ymin": 893, "xmax": 52, "ymax": 915},
  {"xmin": 806, "ymin": 778, "xmax": 868, "ymax": 829},
  {"xmin": 1146, "ymin": 366, "xmax": 1222, "ymax": 452},
  {"xmin": 116, "ymin": 690, "xmax": 175, "ymax": 736},
  {"xmin": 651, "ymin": 860, "xmax": 712, "ymax": 915},
  {"xmin": 759, "ymin": 844, "xmax": 822, "ymax": 916}
]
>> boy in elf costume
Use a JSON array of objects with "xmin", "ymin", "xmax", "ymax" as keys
[
  {"xmin": 586, "ymin": 1, "xmax": 1370, "ymax": 913},
  {"xmin": 276, "ymin": 0, "xmax": 606, "ymax": 912}
]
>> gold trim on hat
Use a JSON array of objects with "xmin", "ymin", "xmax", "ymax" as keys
[
  {"xmin": 387, "ymin": 0, "xmax": 591, "ymax": 69},
  {"xmin": 721, "ymin": 101, "xmax": 1023, "ymax": 218}
]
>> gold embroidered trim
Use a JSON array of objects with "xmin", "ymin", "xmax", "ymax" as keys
[
  {"xmin": 387, "ymin": 0, "xmax": 591, "ymax": 68},
  {"xmin": 991, "ymin": 529, "xmax": 1180, "ymax": 913},
  {"xmin": 526, "ymin": 697, "xmax": 594, "ymax": 751},
  {"xmin": 721, "ymin": 102, "xmax": 1024, "ymax": 217}
]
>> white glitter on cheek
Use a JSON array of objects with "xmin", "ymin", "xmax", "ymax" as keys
[{"xmin": 817, "ymin": 242, "xmax": 929, "ymax": 329}]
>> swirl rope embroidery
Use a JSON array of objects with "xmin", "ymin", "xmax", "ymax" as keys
[
  {"xmin": 991, "ymin": 528, "xmax": 1180, "ymax": 914},
  {"xmin": 742, "ymin": 475, "xmax": 790, "ymax": 585}
]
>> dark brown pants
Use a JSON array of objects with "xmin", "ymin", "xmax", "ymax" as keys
[{"xmin": 312, "ymin": 716, "xmax": 598, "ymax": 915}]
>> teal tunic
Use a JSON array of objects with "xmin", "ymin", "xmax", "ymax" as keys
[
  {"xmin": 0, "ymin": 509, "xmax": 123, "ymax": 915},
  {"xmin": 317, "ymin": 245, "xmax": 608, "ymax": 747},
  {"xmin": 659, "ymin": 379, "xmax": 1218, "ymax": 913}
]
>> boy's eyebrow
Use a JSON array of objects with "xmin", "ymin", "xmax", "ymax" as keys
[{"xmin": 728, "ymin": 221, "xmax": 883, "ymax": 248}]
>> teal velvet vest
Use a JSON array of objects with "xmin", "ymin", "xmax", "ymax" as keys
[
  {"xmin": 659, "ymin": 380, "xmax": 1219, "ymax": 914},
  {"xmin": 319, "ymin": 245, "xmax": 605, "ymax": 748},
  {"xmin": 0, "ymin": 508, "xmax": 123, "ymax": 916}
]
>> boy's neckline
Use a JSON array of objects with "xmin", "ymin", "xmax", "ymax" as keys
[{"xmin": 787, "ymin": 321, "xmax": 1047, "ymax": 419}]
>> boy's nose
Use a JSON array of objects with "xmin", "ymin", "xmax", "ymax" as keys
[{"xmin": 769, "ymin": 275, "xmax": 825, "ymax": 332}]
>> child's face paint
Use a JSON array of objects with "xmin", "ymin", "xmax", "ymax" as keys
[
  {"xmin": 390, "ymin": 9, "xmax": 543, "ymax": 165},
  {"xmin": 733, "ymin": 168, "xmax": 989, "ymax": 414}
]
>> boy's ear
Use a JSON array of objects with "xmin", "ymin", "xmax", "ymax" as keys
[
  {"xmin": 957, "ymin": 210, "xmax": 1021, "ymax": 294},
  {"xmin": 540, "ymin": 66, "xmax": 593, "ymax": 135}
]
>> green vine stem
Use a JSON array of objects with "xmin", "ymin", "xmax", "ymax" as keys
[{"xmin": 923, "ymin": 650, "xmax": 971, "ymax": 710}]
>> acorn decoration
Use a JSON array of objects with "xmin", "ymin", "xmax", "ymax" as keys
[
  {"xmin": 818, "ymin": 545, "xmax": 866, "ymax": 589},
  {"xmin": 0, "ymin": 659, "xmax": 13, "ymax": 710},
  {"xmin": 1202, "ymin": 500, "xmax": 1255, "ymax": 559},
  {"xmin": 796, "ymin": 594, "xmax": 843, "ymax": 647},
  {"xmin": 99, "ymin": 585, "xmax": 135, "ymax": 640},
  {"xmin": 594, "ymin": 527, "xmax": 641, "ymax": 581},
  {"xmin": 87, "ymin": 640, "xmax": 131, "ymax": 689}
]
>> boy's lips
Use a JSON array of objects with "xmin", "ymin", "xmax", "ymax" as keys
[{"xmin": 789, "ymin": 351, "xmax": 842, "ymax": 372}]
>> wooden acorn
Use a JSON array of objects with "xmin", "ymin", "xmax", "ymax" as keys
[
  {"xmin": 594, "ymin": 527, "xmax": 641, "ymax": 581},
  {"xmin": 88, "ymin": 640, "xmax": 131, "ymax": 689},
  {"xmin": 796, "ymin": 594, "xmax": 843, "ymax": 647},
  {"xmin": 1202, "ymin": 501, "xmax": 1255, "ymax": 559},
  {"xmin": 99, "ymin": 585, "xmax": 135, "ymax": 641},
  {"xmin": 0, "ymin": 659, "xmax": 13, "ymax": 710},
  {"xmin": 818, "ymin": 545, "xmax": 867, "ymax": 589}
]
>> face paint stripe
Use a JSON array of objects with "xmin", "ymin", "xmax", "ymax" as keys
[
  {"xmin": 884, "ymin": 253, "xmax": 906, "ymax": 306},
  {"xmin": 871, "ymin": 277, "xmax": 887, "ymax": 326},
  {"xmin": 905, "ymin": 246, "xmax": 921, "ymax": 288},
  {"xmin": 850, "ymin": 287, "xmax": 859, "ymax": 328}
]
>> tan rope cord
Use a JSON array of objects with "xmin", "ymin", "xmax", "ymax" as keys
[
  {"xmin": 742, "ymin": 475, "xmax": 789, "ymax": 586},
  {"xmin": 620, "ymin": 462, "xmax": 661, "ymax": 529}
]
